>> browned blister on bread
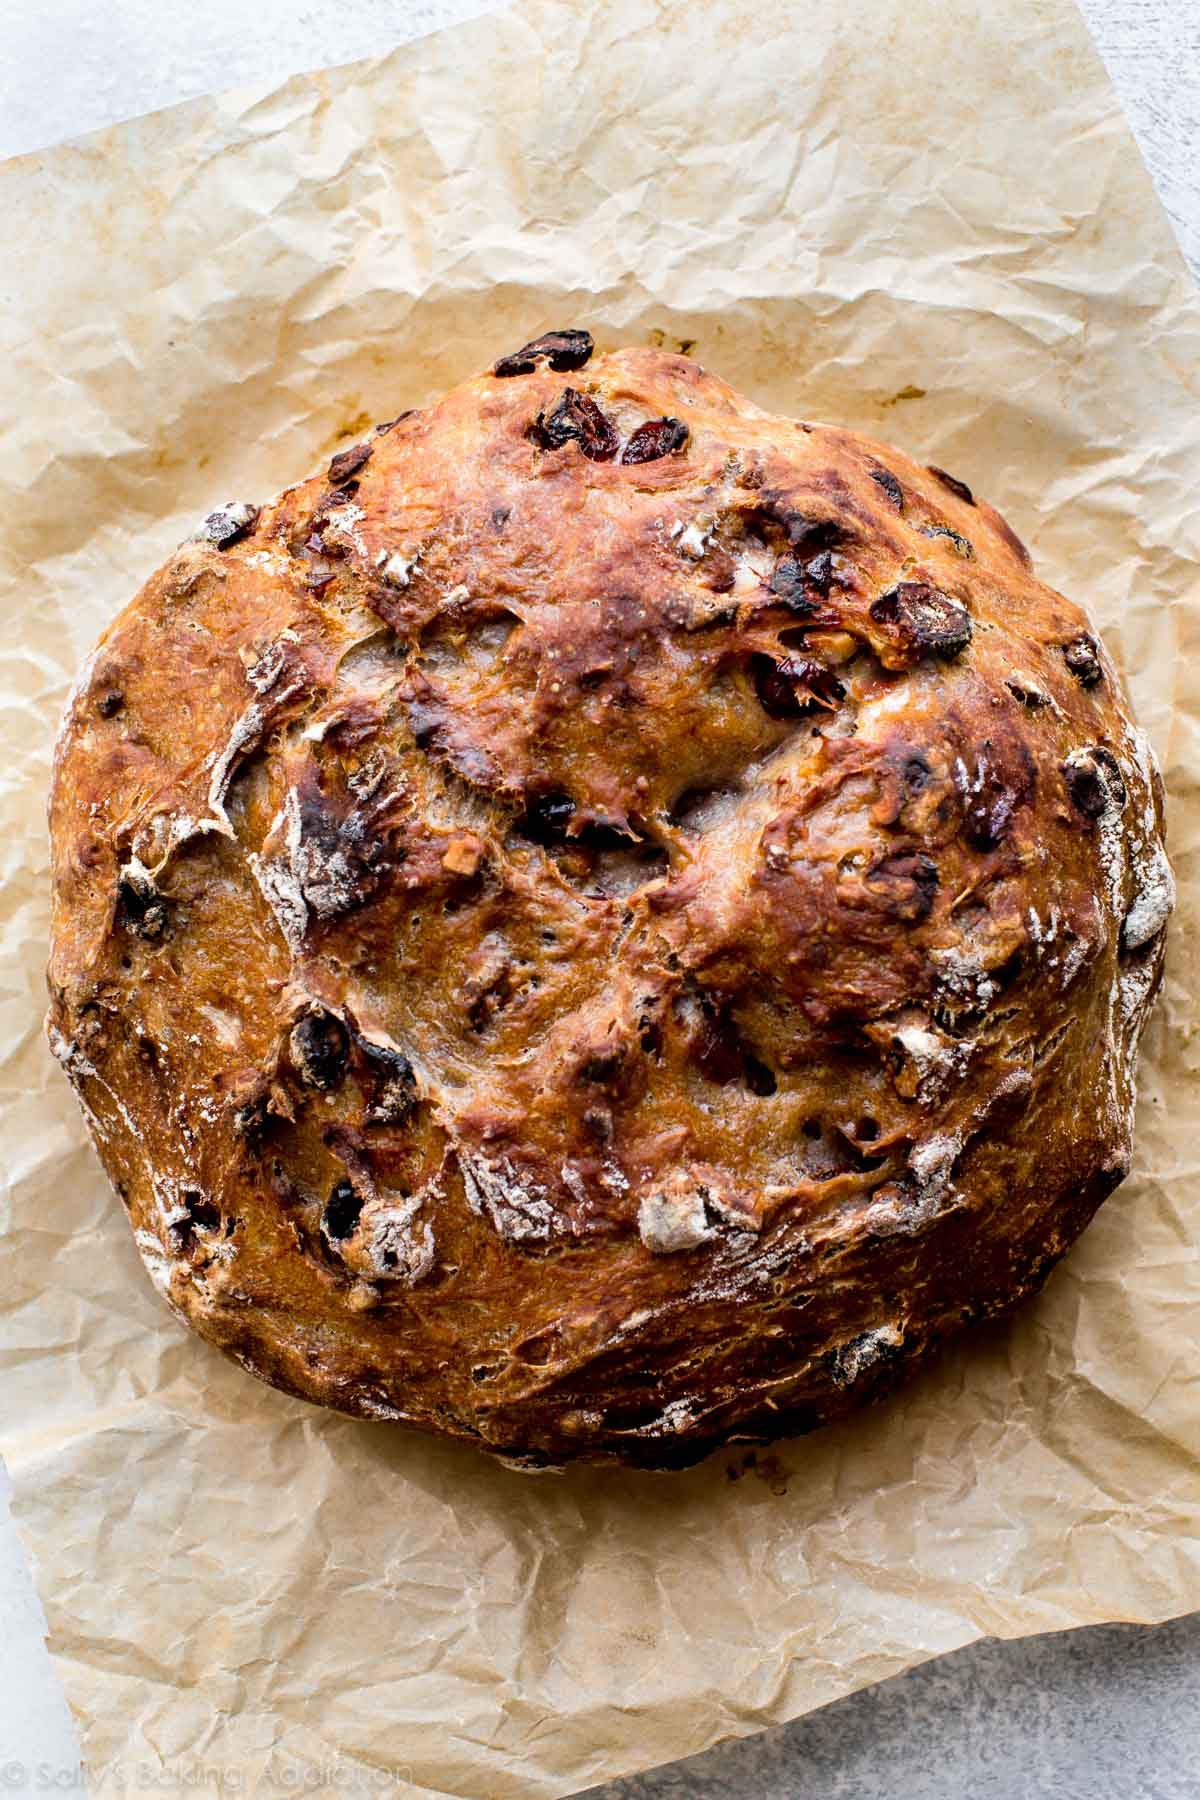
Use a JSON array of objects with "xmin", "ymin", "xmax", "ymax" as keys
[{"xmin": 46, "ymin": 342, "xmax": 1174, "ymax": 1468}]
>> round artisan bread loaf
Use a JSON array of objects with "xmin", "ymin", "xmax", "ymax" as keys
[{"xmin": 46, "ymin": 335, "xmax": 1174, "ymax": 1469}]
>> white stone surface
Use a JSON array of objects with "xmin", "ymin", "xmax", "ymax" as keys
[{"xmin": 0, "ymin": 1, "xmax": 1196, "ymax": 1793}]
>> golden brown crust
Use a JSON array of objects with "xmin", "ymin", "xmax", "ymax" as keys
[{"xmin": 46, "ymin": 340, "xmax": 1173, "ymax": 1468}]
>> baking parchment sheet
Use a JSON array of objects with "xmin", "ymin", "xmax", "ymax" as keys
[{"xmin": 1, "ymin": 0, "xmax": 1198, "ymax": 1792}]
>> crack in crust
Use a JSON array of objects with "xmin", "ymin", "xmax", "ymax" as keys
[{"xmin": 45, "ymin": 343, "xmax": 1172, "ymax": 1468}]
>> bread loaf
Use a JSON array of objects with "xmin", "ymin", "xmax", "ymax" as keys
[{"xmin": 46, "ymin": 336, "xmax": 1173, "ymax": 1468}]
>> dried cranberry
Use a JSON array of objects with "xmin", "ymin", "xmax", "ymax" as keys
[
  {"xmin": 870, "ymin": 468, "xmax": 904, "ymax": 510},
  {"xmin": 753, "ymin": 654, "xmax": 843, "ymax": 717},
  {"xmin": 1063, "ymin": 761, "xmax": 1105, "ymax": 819},
  {"xmin": 869, "ymin": 582, "xmax": 972, "ymax": 659},
  {"xmin": 1062, "ymin": 634, "xmax": 1103, "ymax": 687},
  {"xmin": 958, "ymin": 740, "xmax": 1036, "ymax": 849},
  {"xmin": 928, "ymin": 465, "xmax": 975, "ymax": 505},
  {"xmin": 328, "ymin": 442, "xmax": 372, "ymax": 485},
  {"xmin": 517, "ymin": 789, "xmax": 576, "ymax": 844},
  {"xmin": 322, "ymin": 1179, "xmax": 363, "ymax": 1241},
  {"xmin": 1064, "ymin": 748, "xmax": 1125, "ymax": 820},
  {"xmin": 494, "ymin": 329, "xmax": 595, "ymax": 377},
  {"xmin": 753, "ymin": 656, "xmax": 802, "ymax": 717},
  {"xmin": 765, "ymin": 546, "xmax": 842, "ymax": 609},
  {"xmin": 290, "ymin": 1010, "xmax": 349, "ymax": 1089},
  {"xmin": 621, "ymin": 417, "xmax": 689, "ymax": 464},
  {"xmin": 804, "ymin": 550, "xmax": 836, "ymax": 594},
  {"xmin": 529, "ymin": 389, "xmax": 619, "ymax": 461},
  {"xmin": 777, "ymin": 510, "xmax": 844, "ymax": 554},
  {"xmin": 687, "ymin": 996, "xmax": 777, "ymax": 1096},
  {"xmin": 789, "ymin": 657, "xmax": 844, "ymax": 707},
  {"xmin": 117, "ymin": 870, "xmax": 167, "ymax": 940},
  {"xmin": 863, "ymin": 852, "xmax": 939, "ymax": 921},
  {"xmin": 693, "ymin": 1010, "xmax": 745, "ymax": 1086}
]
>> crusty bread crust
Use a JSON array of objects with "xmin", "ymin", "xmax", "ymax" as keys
[{"xmin": 46, "ymin": 339, "xmax": 1173, "ymax": 1468}]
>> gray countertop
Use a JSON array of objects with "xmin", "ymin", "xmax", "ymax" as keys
[
  {"xmin": 1, "ymin": 2, "xmax": 1196, "ymax": 1794},
  {"xmin": 584, "ymin": 1615, "xmax": 1200, "ymax": 1799}
]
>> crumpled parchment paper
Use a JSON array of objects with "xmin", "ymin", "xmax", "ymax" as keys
[{"xmin": 1, "ymin": 0, "xmax": 1198, "ymax": 1793}]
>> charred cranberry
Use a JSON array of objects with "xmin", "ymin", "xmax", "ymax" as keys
[
  {"xmin": 870, "ymin": 468, "xmax": 904, "ymax": 510},
  {"xmin": 117, "ymin": 869, "xmax": 167, "ymax": 940},
  {"xmin": 322, "ymin": 1179, "xmax": 363, "ymax": 1241},
  {"xmin": 928, "ymin": 465, "xmax": 975, "ymax": 505},
  {"xmin": 919, "ymin": 524, "xmax": 974, "ymax": 558},
  {"xmin": 232, "ymin": 1093, "xmax": 270, "ymax": 1144},
  {"xmin": 493, "ymin": 330, "xmax": 594, "ymax": 377},
  {"xmin": 803, "ymin": 550, "xmax": 835, "ymax": 594},
  {"xmin": 1062, "ymin": 634, "xmax": 1103, "ymax": 687},
  {"xmin": 517, "ymin": 790, "xmax": 577, "ymax": 844},
  {"xmin": 168, "ymin": 1191, "xmax": 223, "ymax": 1250},
  {"xmin": 769, "ymin": 557, "xmax": 817, "ymax": 614},
  {"xmin": 361, "ymin": 1042, "xmax": 417, "ymax": 1127},
  {"xmin": 793, "ymin": 657, "xmax": 844, "ymax": 707},
  {"xmin": 529, "ymin": 389, "xmax": 619, "ymax": 461},
  {"xmin": 754, "ymin": 657, "xmax": 800, "ymax": 716},
  {"xmin": 328, "ymin": 442, "xmax": 372, "ymax": 485},
  {"xmin": 290, "ymin": 1010, "xmax": 349, "ymax": 1089},
  {"xmin": 1064, "ymin": 761, "xmax": 1106, "ymax": 819},
  {"xmin": 198, "ymin": 502, "xmax": 259, "ymax": 549},
  {"xmin": 768, "ymin": 547, "xmax": 843, "ymax": 610}
]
